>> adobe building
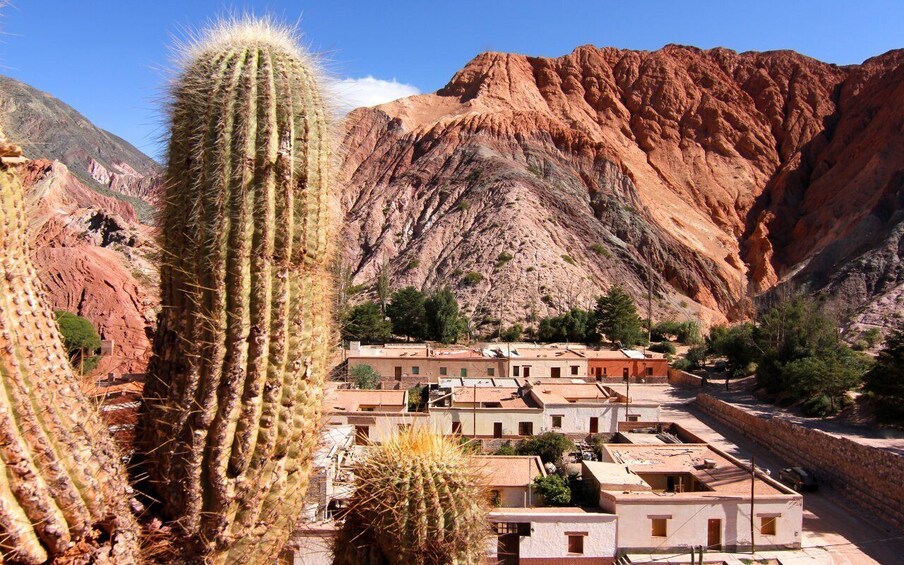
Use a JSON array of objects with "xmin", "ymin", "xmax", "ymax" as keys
[
  {"xmin": 583, "ymin": 443, "xmax": 803, "ymax": 553},
  {"xmin": 476, "ymin": 455, "xmax": 546, "ymax": 508},
  {"xmin": 346, "ymin": 344, "xmax": 507, "ymax": 388},
  {"xmin": 428, "ymin": 386, "xmax": 544, "ymax": 438},
  {"xmin": 323, "ymin": 388, "xmax": 429, "ymax": 444},
  {"xmin": 524, "ymin": 382, "xmax": 661, "ymax": 434},
  {"xmin": 487, "ymin": 507, "xmax": 617, "ymax": 564},
  {"xmin": 585, "ymin": 349, "xmax": 669, "ymax": 383}
]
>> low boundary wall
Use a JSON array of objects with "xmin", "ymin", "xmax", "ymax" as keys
[
  {"xmin": 695, "ymin": 393, "xmax": 904, "ymax": 531},
  {"xmin": 668, "ymin": 368, "xmax": 703, "ymax": 387}
]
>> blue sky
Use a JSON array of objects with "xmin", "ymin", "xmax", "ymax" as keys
[{"xmin": 2, "ymin": 1, "xmax": 902, "ymax": 160}]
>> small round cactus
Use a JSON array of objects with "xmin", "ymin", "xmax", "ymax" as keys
[
  {"xmin": 141, "ymin": 17, "xmax": 335, "ymax": 564},
  {"xmin": 333, "ymin": 429, "xmax": 489, "ymax": 565}
]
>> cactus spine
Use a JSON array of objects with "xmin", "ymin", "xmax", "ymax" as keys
[
  {"xmin": 333, "ymin": 430, "xmax": 489, "ymax": 565},
  {"xmin": 141, "ymin": 19, "xmax": 334, "ymax": 563},
  {"xmin": 0, "ymin": 160, "xmax": 138, "ymax": 563}
]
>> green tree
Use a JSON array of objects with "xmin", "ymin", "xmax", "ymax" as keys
[
  {"xmin": 424, "ymin": 288, "xmax": 465, "ymax": 343},
  {"xmin": 783, "ymin": 347, "xmax": 869, "ymax": 414},
  {"xmin": 54, "ymin": 310, "xmax": 101, "ymax": 374},
  {"xmin": 500, "ymin": 324, "xmax": 524, "ymax": 342},
  {"xmin": 386, "ymin": 286, "xmax": 427, "ymax": 341},
  {"xmin": 375, "ymin": 259, "xmax": 391, "ymax": 314},
  {"xmin": 350, "ymin": 364, "xmax": 381, "ymax": 389},
  {"xmin": 754, "ymin": 296, "xmax": 838, "ymax": 393},
  {"xmin": 595, "ymin": 285, "xmax": 644, "ymax": 346},
  {"xmin": 863, "ymin": 329, "xmax": 904, "ymax": 423},
  {"xmin": 538, "ymin": 308, "xmax": 596, "ymax": 343},
  {"xmin": 494, "ymin": 442, "xmax": 517, "ymax": 456},
  {"xmin": 515, "ymin": 432, "xmax": 574, "ymax": 464},
  {"xmin": 342, "ymin": 302, "xmax": 392, "ymax": 343},
  {"xmin": 407, "ymin": 384, "xmax": 426, "ymax": 412},
  {"xmin": 707, "ymin": 323, "xmax": 758, "ymax": 376},
  {"xmin": 533, "ymin": 474, "xmax": 571, "ymax": 506}
]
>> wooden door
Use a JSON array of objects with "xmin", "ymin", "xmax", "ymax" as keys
[
  {"xmin": 589, "ymin": 417, "xmax": 599, "ymax": 434},
  {"xmin": 622, "ymin": 367, "xmax": 629, "ymax": 380},
  {"xmin": 523, "ymin": 366, "xmax": 531, "ymax": 378},
  {"xmin": 394, "ymin": 366, "xmax": 402, "ymax": 380},
  {"xmin": 551, "ymin": 367, "xmax": 561, "ymax": 378},
  {"xmin": 707, "ymin": 518, "xmax": 721, "ymax": 550},
  {"xmin": 497, "ymin": 534, "xmax": 519, "ymax": 565},
  {"xmin": 493, "ymin": 422, "xmax": 503, "ymax": 438}
]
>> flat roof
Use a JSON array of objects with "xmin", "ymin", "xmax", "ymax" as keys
[
  {"xmin": 450, "ymin": 387, "xmax": 536, "ymax": 408},
  {"xmin": 439, "ymin": 378, "xmax": 521, "ymax": 388},
  {"xmin": 596, "ymin": 444, "xmax": 790, "ymax": 497},
  {"xmin": 329, "ymin": 389, "xmax": 407, "ymax": 412},
  {"xmin": 475, "ymin": 455, "xmax": 546, "ymax": 487},
  {"xmin": 528, "ymin": 382, "xmax": 616, "ymax": 405},
  {"xmin": 489, "ymin": 506, "xmax": 613, "ymax": 517}
]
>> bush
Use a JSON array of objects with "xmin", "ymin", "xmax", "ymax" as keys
[
  {"xmin": 500, "ymin": 324, "xmax": 523, "ymax": 342},
  {"xmin": 649, "ymin": 342, "xmax": 676, "ymax": 355},
  {"xmin": 515, "ymin": 432, "xmax": 574, "ymax": 464},
  {"xmin": 496, "ymin": 251, "xmax": 513, "ymax": 267},
  {"xmin": 350, "ymin": 364, "xmax": 381, "ymax": 389},
  {"xmin": 533, "ymin": 474, "xmax": 571, "ymax": 506},
  {"xmin": 494, "ymin": 442, "xmax": 516, "ymax": 456},
  {"xmin": 671, "ymin": 357, "xmax": 693, "ymax": 371},
  {"xmin": 800, "ymin": 394, "xmax": 834, "ymax": 417},
  {"xmin": 561, "ymin": 254, "xmax": 576, "ymax": 266},
  {"xmin": 685, "ymin": 345, "xmax": 708, "ymax": 370},
  {"xmin": 462, "ymin": 271, "xmax": 484, "ymax": 286},
  {"xmin": 589, "ymin": 243, "xmax": 611, "ymax": 258}
]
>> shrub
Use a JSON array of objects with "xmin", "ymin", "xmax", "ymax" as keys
[
  {"xmin": 350, "ymin": 364, "xmax": 381, "ymax": 389},
  {"xmin": 800, "ymin": 394, "xmax": 834, "ymax": 417},
  {"xmin": 494, "ymin": 442, "xmax": 516, "ymax": 456},
  {"xmin": 561, "ymin": 254, "xmax": 576, "ymax": 266},
  {"xmin": 496, "ymin": 251, "xmax": 513, "ymax": 267},
  {"xmin": 649, "ymin": 341, "xmax": 676, "ymax": 355},
  {"xmin": 533, "ymin": 474, "xmax": 571, "ymax": 506},
  {"xmin": 515, "ymin": 432, "xmax": 574, "ymax": 464},
  {"xmin": 454, "ymin": 200, "xmax": 471, "ymax": 212},
  {"xmin": 589, "ymin": 243, "xmax": 611, "ymax": 258},
  {"xmin": 462, "ymin": 271, "xmax": 484, "ymax": 286}
]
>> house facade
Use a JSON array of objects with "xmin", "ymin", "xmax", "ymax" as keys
[{"xmin": 487, "ymin": 507, "xmax": 617, "ymax": 564}]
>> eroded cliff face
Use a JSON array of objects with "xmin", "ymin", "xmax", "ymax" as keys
[
  {"xmin": 18, "ymin": 159, "xmax": 158, "ymax": 374},
  {"xmin": 339, "ymin": 45, "xmax": 904, "ymax": 329}
]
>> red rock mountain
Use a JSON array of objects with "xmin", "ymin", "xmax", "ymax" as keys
[
  {"xmin": 1, "ymin": 76, "xmax": 161, "ymax": 374},
  {"xmin": 339, "ymin": 45, "xmax": 904, "ymax": 330}
]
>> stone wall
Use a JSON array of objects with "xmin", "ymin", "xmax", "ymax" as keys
[
  {"xmin": 695, "ymin": 393, "xmax": 904, "ymax": 531},
  {"xmin": 668, "ymin": 368, "xmax": 703, "ymax": 387}
]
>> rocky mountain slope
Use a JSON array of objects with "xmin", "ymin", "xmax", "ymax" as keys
[
  {"xmin": 0, "ymin": 76, "xmax": 160, "ymax": 219},
  {"xmin": 1, "ymin": 77, "xmax": 161, "ymax": 373},
  {"xmin": 339, "ymin": 45, "xmax": 904, "ymax": 331}
]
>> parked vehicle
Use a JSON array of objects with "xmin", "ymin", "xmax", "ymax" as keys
[{"xmin": 778, "ymin": 467, "xmax": 818, "ymax": 492}]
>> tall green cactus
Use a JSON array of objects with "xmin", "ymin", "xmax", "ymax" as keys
[
  {"xmin": 141, "ymin": 18, "xmax": 334, "ymax": 563},
  {"xmin": 0, "ymin": 162, "xmax": 138, "ymax": 564},
  {"xmin": 333, "ymin": 430, "xmax": 489, "ymax": 565}
]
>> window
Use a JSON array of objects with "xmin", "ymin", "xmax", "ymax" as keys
[
  {"xmin": 489, "ymin": 490, "xmax": 501, "ymax": 506},
  {"xmin": 627, "ymin": 415, "xmax": 640, "ymax": 422},
  {"xmin": 452, "ymin": 421, "xmax": 462, "ymax": 434},
  {"xmin": 651, "ymin": 518, "xmax": 668, "ymax": 537},
  {"xmin": 567, "ymin": 533, "xmax": 585, "ymax": 554},
  {"xmin": 513, "ymin": 366, "xmax": 520, "ymax": 377},
  {"xmin": 760, "ymin": 517, "xmax": 777, "ymax": 536},
  {"xmin": 412, "ymin": 366, "xmax": 420, "ymax": 375},
  {"xmin": 494, "ymin": 522, "xmax": 530, "ymax": 536},
  {"xmin": 603, "ymin": 367, "xmax": 607, "ymax": 376},
  {"xmin": 439, "ymin": 366, "xmax": 447, "ymax": 376},
  {"xmin": 570, "ymin": 365, "xmax": 579, "ymax": 375},
  {"xmin": 646, "ymin": 367, "xmax": 653, "ymax": 376},
  {"xmin": 487, "ymin": 367, "xmax": 495, "ymax": 376},
  {"xmin": 551, "ymin": 415, "xmax": 563, "ymax": 429},
  {"xmin": 460, "ymin": 368, "xmax": 468, "ymax": 377},
  {"xmin": 551, "ymin": 367, "xmax": 561, "ymax": 378},
  {"xmin": 355, "ymin": 426, "xmax": 369, "ymax": 445},
  {"xmin": 518, "ymin": 422, "xmax": 534, "ymax": 436}
]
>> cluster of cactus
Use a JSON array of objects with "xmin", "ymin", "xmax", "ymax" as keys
[
  {"xmin": 0, "ymin": 159, "xmax": 138, "ymax": 563},
  {"xmin": 140, "ymin": 17, "xmax": 334, "ymax": 563},
  {"xmin": 333, "ymin": 429, "xmax": 489, "ymax": 565},
  {"xmin": 0, "ymin": 17, "xmax": 334, "ymax": 565}
]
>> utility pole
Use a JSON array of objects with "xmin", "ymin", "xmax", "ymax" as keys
[
  {"xmin": 472, "ymin": 384, "xmax": 477, "ymax": 439},
  {"xmin": 646, "ymin": 245, "xmax": 653, "ymax": 347},
  {"xmin": 750, "ymin": 455, "xmax": 756, "ymax": 555},
  {"xmin": 624, "ymin": 376, "xmax": 630, "ymax": 423}
]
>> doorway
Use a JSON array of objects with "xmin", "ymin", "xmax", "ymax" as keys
[
  {"xmin": 707, "ymin": 519, "xmax": 722, "ymax": 550},
  {"xmin": 394, "ymin": 366, "xmax": 402, "ymax": 380},
  {"xmin": 589, "ymin": 417, "xmax": 599, "ymax": 434},
  {"xmin": 452, "ymin": 421, "xmax": 462, "ymax": 435},
  {"xmin": 622, "ymin": 367, "xmax": 629, "ymax": 380},
  {"xmin": 523, "ymin": 366, "xmax": 531, "ymax": 378},
  {"xmin": 493, "ymin": 422, "xmax": 503, "ymax": 438},
  {"xmin": 497, "ymin": 534, "xmax": 519, "ymax": 565}
]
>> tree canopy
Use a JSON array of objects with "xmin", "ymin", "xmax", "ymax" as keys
[
  {"xmin": 864, "ymin": 329, "xmax": 904, "ymax": 423},
  {"xmin": 54, "ymin": 310, "xmax": 101, "ymax": 374},
  {"xmin": 424, "ymin": 288, "xmax": 465, "ymax": 343},
  {"xmin": 350, "ymin": 364, "xmax": 381, "ymax": 389},
  {"xmin": 386, "ymin": 286, "xmax": 427, "ymax": 341},
  {"xmin": 515, "ymin": 432, "xmax": 574, "ymax": 464},
  {"xmin": 342, "ymin": 302, "xmax": 392, "ymax": 343},
  {"xmin": 538, "ymin": 308, "xmax": 596, "ymax": 343},
  {"xmin": 595, "ymin": 285, "xmax": 645, "ymax": 346}
]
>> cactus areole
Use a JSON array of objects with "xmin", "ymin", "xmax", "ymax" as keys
[
  {"xmin": 142, "ymin": 20, "xmax": 334, "ymax": 563},
  {"xmin": 0, "ymin": 161, "xmax": 138, "ymax": 564}
]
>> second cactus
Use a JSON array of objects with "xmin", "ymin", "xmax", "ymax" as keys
[{"xmin": 141, "ymin": 19, "xmax": 334, "ymax": 564}]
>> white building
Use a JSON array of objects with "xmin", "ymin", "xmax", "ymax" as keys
[
  {"xmin": 525, "ymin": 382, "xmax": 661, "ymax": 434},
  {"xmin": 487, "ymin": 507, "xmax": 617, "ymax": 564}
]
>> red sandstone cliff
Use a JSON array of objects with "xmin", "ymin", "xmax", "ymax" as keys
[{"xmin": 339, "ymin": 45, "xmax": 904, "ymax": 331}]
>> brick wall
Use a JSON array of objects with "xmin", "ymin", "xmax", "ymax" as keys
[{"xmin": 695, "ymin": 393, "xmax": 904, "ymax": 531}]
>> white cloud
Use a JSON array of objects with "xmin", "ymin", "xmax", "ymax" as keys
[{"xmin": 327, "ymin": 76, "xmax": 420, "ymax": 114}]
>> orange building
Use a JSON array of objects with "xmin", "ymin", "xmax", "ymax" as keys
[{"xmin": 585, "ymin": 349, "xmax": 668, "ymax": 383}]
